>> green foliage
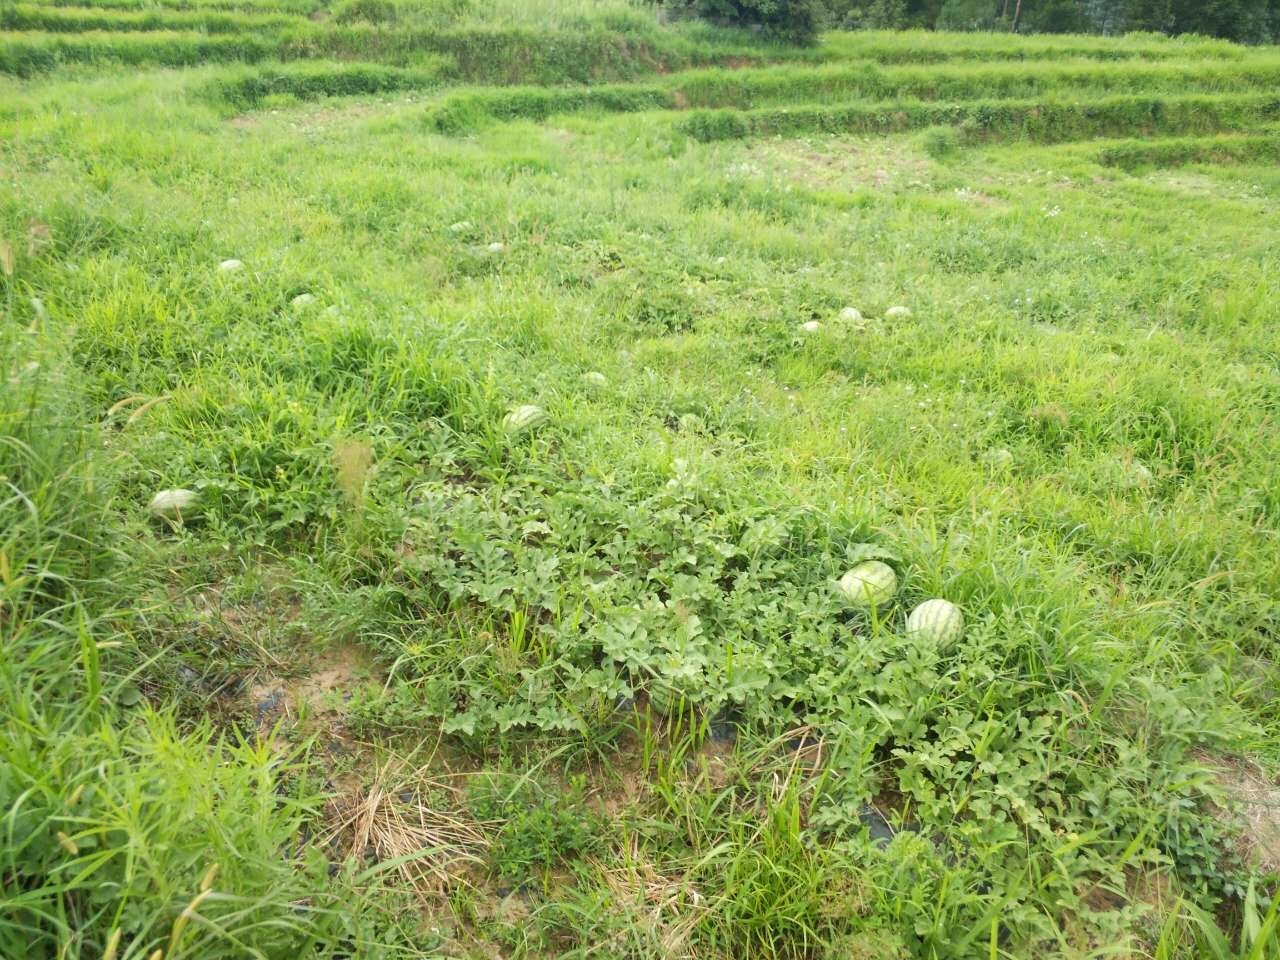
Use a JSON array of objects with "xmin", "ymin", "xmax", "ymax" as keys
[
  {"xmin": 4, "ymin": 5, "xmax": 1280, "ymax": 957},
  {"xmin": 465, "ymin": 773, "xmax": 604, "ymax": 881},
  {"xmin": 205, "ymin": 61, "xmax": 446, "ymax": 111},
  {"xmin": 675, "ymin": 0, "xmax": 823, "ymax": 43},
  {"xmin": 0, "ymin": 329, "xmax": 416, "ymax": 955},
  {"xmin": 679, "ymin": 91, "xmax": 1280, "ymax": 142},
  {"xmin": 427, "ymin": 83, "xmax": 673, "ymax": 133},
  {"xmin": 1095, "ymin": 131, "xmax": 1280, "ymax": 168},
  {"xmin": 919, "ymin": 123, "xmax": 960, "ymax": 157}
]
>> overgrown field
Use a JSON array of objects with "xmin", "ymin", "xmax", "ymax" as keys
[{"xmin": 3, "ymin": 1, "xmax": 1280, "ymax": 957}]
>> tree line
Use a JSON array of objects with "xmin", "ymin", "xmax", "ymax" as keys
[{"xmin": 671, "ymin": 0, "xmax": 1280, "ymax": 43}]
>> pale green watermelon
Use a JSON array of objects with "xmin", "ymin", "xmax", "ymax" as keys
[
  {"xmin": 503, "ymin": 404, "xmax": 546, "ymax": 434},
  {"xmin": 839, "ymin": 560, "xmax": 897, "ymax": 607}
]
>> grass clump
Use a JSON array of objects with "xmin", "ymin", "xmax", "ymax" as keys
[{"xmin": 919, "ymin": 123, "xmax": 960, "ymax": 158}]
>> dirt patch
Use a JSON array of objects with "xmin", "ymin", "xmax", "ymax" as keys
[
  {"xmin": 250, "ymin": 640, "xmax": 378, "ymax": 731},
  {"xmin": 1202, "ymin": 753, "xmax": 1280, "ymax": 873}
]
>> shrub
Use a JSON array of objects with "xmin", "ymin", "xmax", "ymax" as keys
[{"xmin": 920, "ymin": 124, "xmax": 960, "ymax": 158}]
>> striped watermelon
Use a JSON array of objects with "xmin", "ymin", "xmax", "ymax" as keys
[{"xmin": 905, "ymin": 599, "xmax": 964, "ymax": 644}]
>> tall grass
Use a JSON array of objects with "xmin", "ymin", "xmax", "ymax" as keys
[{"xmin": 0, "ymin": 312, "xmax": 389, "ymax": 957}]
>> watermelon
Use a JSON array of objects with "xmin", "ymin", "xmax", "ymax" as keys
[
  {"xmin": 838, "ymin": 307, "xmax": 863, "ymax": 323},
  {"xmin": 149, "ymin": 488, "xmax": 199, "ymax": 520},
  {"xmin": 886, "ymin": 305, "xmax": 912, "ymax": 319},
  {"xmin": 503, "ymin": 404, "xmax": 546, "ymax": 434},
  {"xmin": 1124, "ymin": 460, "xmax": 1153, "ymax": 486},
  {"xmin": 801, "ymin": 320, "xmax": 821, "ymax": 333},
  {"xmin": 217, "ymin": 259, "xmax": 243, "ymax": 273},
  {"xmin": 839, "ymin": 560, "xmax": 897, "ymax": 607},
  {"xmin": 582, "ymin": 371, "xmax": 608, "ymax": 387},
  {"xmin": 648, "ymin": 680, "xmax": 690, "ymax": 717},
  {"xmin": 290, "ymin": 293, "xmax": 316, "ymax": 309},
  {"xmin": 906, "ymin": 599, "xmax": 964, "ymax": 644}
]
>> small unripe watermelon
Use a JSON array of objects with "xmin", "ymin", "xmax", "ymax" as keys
[
  {"xmin": 1123, "ymin": 460, "xmax": 1153, "ymax": 487},
  {"xmin": 218, "ymin": 259, "xmax": 243, "ymax": 273},
  {"xmin": 906, "ymin": 599, "xmax": 963, "ymax": 644},
  {"xmin": 886, "ymin": 305, "xmax": 912, "ymax": 319},
  {"xmin": 839, "ymin": 561, "xmax": 897, "ymax": 607},
  {"xmin": 149, "ymin": 488, "xmax": 199, "ymax": 520},
  {"xmin": 983, "ymin": 447, "xmax": 1014, "ymax": 468},
  {"xmin": 800, "ymin": 320, "xmax": 821, "ymax": 333},
  {"xmin": 648, "ymin": 680, "xmax": 689, "ymax": 717},
  {"xmin": 838, "ymin": 307, "xmax": 863, "ymax": 323},
  {"xmin": 503, "ymin": 404, "xmax": 546, "ymax": 434},
  {"xmin": 582, "ymin": 371, "xmax": 607, "ymax": 387}
]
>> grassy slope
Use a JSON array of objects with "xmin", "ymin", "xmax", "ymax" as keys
[{"xmin": 2, "ymin": 3, "xmax": 1280, "ymax": 958}]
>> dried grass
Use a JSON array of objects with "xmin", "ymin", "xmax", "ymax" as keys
[{"xmin": 326, "ymin": 762, "xmax": 492, "ymax": 898}]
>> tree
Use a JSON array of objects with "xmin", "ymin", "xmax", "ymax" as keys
[
  {"xmin": 1081, "ymin": 0, "xmax": 1131, "ymax": 34},
  {"xmin": 676, "ymin": 0, "xmax": 822, "ymax": 42},
  {"xmin": 935, "ymin": 0, "xmax": 1000, "ymax": 29},
  {"xmin": 1022, "ymin": 0, "xmax": 1090, "ymax": 31}
]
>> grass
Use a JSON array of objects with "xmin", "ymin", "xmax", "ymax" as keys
[{"xmin": 2, "ymin": 1, "xmax": 1280, "ymax": 958}]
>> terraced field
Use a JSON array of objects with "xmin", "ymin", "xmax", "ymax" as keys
[{"xmin": 3, "ymin": 3, "xmax": 1280, "ymax": 958}]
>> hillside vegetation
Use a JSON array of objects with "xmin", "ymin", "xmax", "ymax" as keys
[{"xmin": 2, "ymin": 1, "xmax": 1280, "ymax": 958}]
